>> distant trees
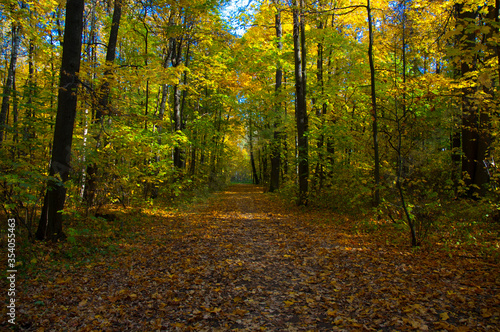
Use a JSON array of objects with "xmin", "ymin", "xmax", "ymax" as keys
[
  {"xmin": 0, "ymin": 0, "xmax": 498, "ymax": 243},
  {"xmin": 237, "ymin": 0, "xmax": 498, "ymax": 241}
]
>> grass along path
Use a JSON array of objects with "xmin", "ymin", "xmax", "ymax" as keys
[{"xmin": 6, "ymin": 184, "xmax": 500, "ymax": 331}]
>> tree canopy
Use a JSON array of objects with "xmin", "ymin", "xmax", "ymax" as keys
[{"xmin": 0, "ymin": 0, "xmax": 498, "ymax": 246}]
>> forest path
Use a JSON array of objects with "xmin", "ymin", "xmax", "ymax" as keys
[
  {"xmin": 150, "ymin": 184, "xmax": 341, "ymax": 331},
  {"xmin": 17, "ymin": 184, "xmax": 499, "ymax": 331}
]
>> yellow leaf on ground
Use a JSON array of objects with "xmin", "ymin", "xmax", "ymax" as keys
[{"xmin": 327, "ymin": 309, "xmax": 337, "ymax": 316}]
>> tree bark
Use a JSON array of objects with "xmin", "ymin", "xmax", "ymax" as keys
[
  {"xmin": 36, "ymin": 0, "xmax": 85, "ymax": 241},
  {"xmin": 457, "ymin": 4, "xmax": 491, "ymax": 198},
  {"xmin": 494, "ymin": 0, "xmax": 500, "ymax": 86},
  {"xmin": 293, "ymin": 0, "xmax": 309, "ymax": 206},
  {"xmin": 83, "ymin": 0, "xmax": 122, "ymax": 206},
  {"xmin": 0, "ymin": 21, "xmax": 21, "ymax": 146},
  {"xmin": 313, "ymin": 18, "xmax": 329, "ymax": 192},
  {"xmin": 396, "ymin": 0, "xmax": 418, "ymax": 246},
  {"xmin": 157, "ymin": 41, "xmax": 174, "ymax": 147},
  {"xmin": 367, "ymin": 0, "xmax": 380, "ymax": 207},
  {"xmin": 249, "ymin": 117, "xmax": 260, "ymax": 185},
  {"xmin": 172, "ymin": 37, "xmax": 185, "ymax": 169},
  {"xmin": 270, "ymin": 3, "xmax": 282, "ymax": 193}
]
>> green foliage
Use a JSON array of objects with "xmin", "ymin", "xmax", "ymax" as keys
[
  {"xmin": 0, "ymin": 154, "xmax": 50, "ymax": 239},
  {"xmin": 0, "ymin": 0, "xmax": 498, "ymax": 251}
]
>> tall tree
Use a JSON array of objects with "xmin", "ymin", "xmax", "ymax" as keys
[
  {"xmin": 367, "ymin": 0, "xmax": 380, "ymax": 207},
  {"xmin": 270, "ymin": 1, "xmax": 283, "ymax": 193},
  {"xmin": 456, "ymin": 3, "xmax": 492, "ymax": 198},
  {"xmin": 0, "ymin": 11, "xmax": 22, "ymax": 146},
  {"xmin": 83, "ymin": 0, "xmax": 123, "ymax": 206},
  {"xmin": 36, "ymin": 0, "xmax": 85, "ymax": 241},
  {"xmin": 292, "ymin": 0, "xmax": 309, "ymax": 205},
  {"xmin": 312, "ymin": 14, "xmax": 329, "ymax": 192},
  {"xmin": 172, "ymin": 35, "xmax": 184, "ymax": 169}
]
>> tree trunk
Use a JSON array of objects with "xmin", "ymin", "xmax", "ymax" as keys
[
  {"xmin": 24, "ymin": 39, "xmax": 36, "ymax": 154},
  {"xmin": 249, "ymin": 117, "xmax": 260, "ymax": 185},
  {"xmin": 36, "ymin": 0, "xmax": 85, "ymax": 241},
  {"xmin": 172, "ymin": 37, "xmax": 185, "ymax": 169},
  {"xmin": 157, "ymin": 42, "xmax": 174, "ymax": 147},
  {"xmin": 367, "ymin": 0, "xmax": 381, "ymax": 207},
  {"xmin": 496, "ymin": 0, "xmax": 500, "ymax": 85},
  {"xmin": 83, "ymin": 0, "xmax": 122, "ymax": 206},
  {"xmin": 457, "ymin": 4, "xmax": 491, "ymax": 198},
  {"xmin": 0, "ymin": 22, "xmax": 21, "ymax": 146},
  {"xmin": 314, "ymin": 19, "xmax": 328, "ymax": 192},
  {"xmin": 293, "ymin": 0, "xmax": 309, "ymax": 206},
  {"xmin": 270, "ymin": 4, "xmax": 282, "ymax": 193},
  {"xmin": 396, "ymin": 0, "xmax": 418, "ymax": 246}
]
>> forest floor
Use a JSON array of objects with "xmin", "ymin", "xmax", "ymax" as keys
[{"xmin": 2, "ymin": 184, "xmax": 500, "ymax": 331}]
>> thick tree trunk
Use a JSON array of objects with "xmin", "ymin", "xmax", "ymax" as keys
[
  {"xmin": 471, "ymin": 4, "xmax": 497, "ymax": 195},
  {"xmin": 457, "ymin": 4, "xmax": 491, "ymax": 198},
  {"xmin": 36, "ymin": 0, "xmax": 85, "ymax": 241},
  {"xmin": 293, "ymin": 0, "xmax": 309, "ymax": 206}
]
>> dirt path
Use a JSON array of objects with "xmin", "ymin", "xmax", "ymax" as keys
[{"xmin": 13, "ymin": 184, "xmax": 500, "ymax": 331}]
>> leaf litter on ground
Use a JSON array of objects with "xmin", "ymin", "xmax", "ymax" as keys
[{"xmin": 3, "ymin": 184, "xmax": 499, "ymax": 331}]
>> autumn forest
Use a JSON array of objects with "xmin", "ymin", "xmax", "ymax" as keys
[{"xmin": 0, "ymin": 0, "xmax": 499, "ymax": 330}]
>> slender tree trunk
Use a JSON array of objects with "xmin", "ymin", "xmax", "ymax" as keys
[
  {"xmin": 367, "ymin": 0, "xmax": 380, "ymax": 207},
  {"xmin": 249, "ymin": 117, "xmax": 260, "ymax": 185},
  {"xmin": 190, "ymin": 130, "xmax": 197, "ymax": 176},
  {"xmin": 270, "ymin": 4, "xmax": 282, "ymax": 192},
  {"xmin": 314, "ymin": 19, "xmax": 328, "ymax": 192},
  {"xmin": 176, "ymin": 41, "xmax": 191, "ymax": 170},
  {"xmin": 180, "ymin": 42, "xmax": 191, "ymax": 123},
  {"xmin": 496, "ymin": 0, "xmax": 500, "ymax": 85},
  {"xmin": 143, "ymin": 23, "xmax": 150, "ymax": 131},
  {"xmin": 157, "ymin": 43, "xmax": 174, "ymax": 147},
  {"xmin": 0, "ymin": 22, "xmax": 21, "ymax": 146},
  {"xmin": 172, "ymin": 37, "xmax": 185, "ymax": 169},
  {"xmin": 25, "ymin": 39, "xmax": 36, "ymax": 152},
  {"xmin": 293, "ymin": 0, "xmax": 309, "ymax": 206},
  {"xmin": 79, "ymin": 2, "xmax": 98, "ymax": 200},
  {"xmin": 396, "ymin": 0, "xmax": 417, "ymax": 246},
  {"xmin": 83, "ymin": 0, "xmax": 122, "ymax": 206},
  {"xmin": 36, "ymin": 0, "xmax": 85, "ymax": 241},
  {"xmin": 451, "ymin": 127, "xmax": 461, "ymax": 195},
  {"xmin": 325, "ymin": 17, "xmax": 336, "ymax": 179},
  {"xmin": 282, "ymin": 74, "xmax": 289, "ymax": 179},
  {"xmin": 11, "ymin": 80, "xmax": 18, "ymax": 156}
]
